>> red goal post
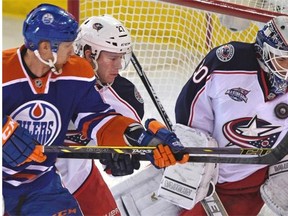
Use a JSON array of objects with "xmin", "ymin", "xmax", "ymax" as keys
[
  {"xmin": 67, "ymin": 0, "xmax": 287, "ymax": 124},
  {"xmin": 161, "ymin": 0, "xmax": 286, "ymax": 22}
]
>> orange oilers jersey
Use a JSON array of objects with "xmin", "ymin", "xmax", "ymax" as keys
[{"xmin": 2, "ymin": 46, "xmax": 137, "ymax": 194}]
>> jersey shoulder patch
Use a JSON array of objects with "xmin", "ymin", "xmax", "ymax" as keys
[{"xmin": 216, "ymin": 44, "xmax": 235, "ymax": 62}]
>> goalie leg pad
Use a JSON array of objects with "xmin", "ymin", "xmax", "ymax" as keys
[
  {"xmin": 157, "ymin": 124, "xmax": 219, "ymax": 210},
  {"xmin": 111, "ymin": 164, "xmax": 182, "ymax": 216},
  {"xmin": 260, "ymin": 155, "xmax": 288, "ymax": 216}
]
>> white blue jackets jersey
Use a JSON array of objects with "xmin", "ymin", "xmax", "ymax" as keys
[
  {"xmin": 98, "ymin": 75, "xmax": 144, "ymax": 122},
  {"xmin": 56, "ymin": 75, "xmax": 144, "ymax": 194},
  {"xmin": 2, "ymin": 46, "xmax": 122, "ymax": 195},
  {"xmin": 175, "ymin": 42, "xmax": 288, "ymax": 183}
]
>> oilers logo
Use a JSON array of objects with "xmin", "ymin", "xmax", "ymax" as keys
[{"xmin": 10, "ymin": 100, "xmax": 61, "ymax": 146}]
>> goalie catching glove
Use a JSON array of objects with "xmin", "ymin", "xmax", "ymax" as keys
[
  {"xmin": 2, "ymin": 116, "xmax": 47, "ymax": 167},
  {"xmin": 124, "ymin": 118, "xmax": 189, "ymax": 168}
]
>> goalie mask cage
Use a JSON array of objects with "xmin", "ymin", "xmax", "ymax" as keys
[{"xmin": 68, "ymin": 0, "xmax": 287, "ymax": 124}]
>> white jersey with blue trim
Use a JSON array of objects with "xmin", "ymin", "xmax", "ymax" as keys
[
  {"xmin": 175, "ymin": 41, "xmax": 288, "ymax": 183},
  {"xmin": 56, "ymin": 74, "xmax": 144, "ymax": 194}
]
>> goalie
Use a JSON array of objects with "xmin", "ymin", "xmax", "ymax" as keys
[{"xmin": 174, "ymin": 15, "xmax": 288, "ymax": 215}]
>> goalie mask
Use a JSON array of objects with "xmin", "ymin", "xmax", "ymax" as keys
[
  {"xmin": 23, "ymin": 4, "xmax": 78, "ymax": 74},
  {"xmin": 74, "ymin": 15, "xmax": 132, "ymax": 77},
  {"xmin": 255, "ymin": 16, "xmax": 288, "ymax": 95}
]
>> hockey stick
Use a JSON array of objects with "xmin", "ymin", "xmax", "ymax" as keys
[
  {"xmin": 130, "ymin": 52, "xmax": 228, "ymax": 215},
  {"xmin": 50, "ymin": 131, "xmax": 288, "ymax": 164},
  {"xmin": 130, "ymin": 52, "xmax": 173, "ymax": 130},
  {"xmin": 55, "ymin": 145, "xmax": 273, "ymax": 155}
]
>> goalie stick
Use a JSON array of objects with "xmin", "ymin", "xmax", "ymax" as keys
[
  {"xmin": 53, "ymin": 131, "xmax": 288, "ymax": 165},
  {"xmin": 130, "ymin": 52, "xmax": 228, "ymax": 215}
]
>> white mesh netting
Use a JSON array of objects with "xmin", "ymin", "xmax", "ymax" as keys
[{"xmin": 78, "ymin": 0, "xmax": 287, "ymax": 124}]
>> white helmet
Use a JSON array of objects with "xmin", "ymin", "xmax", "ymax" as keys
[{"xmin": 74, "ymin": 15, "xmax": 132, "ymax": 71}]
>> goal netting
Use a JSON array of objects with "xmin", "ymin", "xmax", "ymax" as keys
[{"xmin": 71, "ymin": 0, "xmax": 287, "ymax": 124}]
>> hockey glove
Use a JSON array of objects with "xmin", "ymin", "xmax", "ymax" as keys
[
  {"xmin": 2, "ymin": 116, "xmax": 47, "ymax": 167},
  {"xmin": 100, "ymin": 153, "xmax": 141, "ymax": 176},
  {"xmin": 136, "ymin": 119, "xmax": 189, "ymax": 168}
]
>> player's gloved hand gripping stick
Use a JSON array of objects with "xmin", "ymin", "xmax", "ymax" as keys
[
  {"xmin": 137, "ymin": 119, "xmax": 189, "ymax": 168},
  {"xmin": 2, "ymin": 116, "xmax": 47, "ymax": 167}
]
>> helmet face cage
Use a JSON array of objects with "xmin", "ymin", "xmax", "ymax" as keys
[
  {"xmin": 256, "ymin": 16, "xmax": 288, "ymax": 81},
  {"xmin": 74, "ymin": 15, "xmax": 132, "ymax": 71},
  {"xmin": 23, "ymin": 3, "xmax": 78, "ymax": 52}
]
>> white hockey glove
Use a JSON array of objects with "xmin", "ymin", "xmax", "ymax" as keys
[
  {"xmin": 260, "ymin": 155, "xmax": 288, "ymax": 216},
  {"xmin": 158, "ymin": 124, "xmax": 219, "ymax": 210}
]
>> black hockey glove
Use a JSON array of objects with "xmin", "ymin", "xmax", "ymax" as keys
[{"xmin": 100, "ymin": 153, "xmax": 141, "ymax": 176}]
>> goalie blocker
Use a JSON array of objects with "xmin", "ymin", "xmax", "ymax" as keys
[
  {"xmin": 110, "ymin": 124, "xmax": 219, "ymax": 215},
  {"xmin": 158, "ymin": 124, "xmax": 219, "ymax": 210},
  {"xmin": 260, "ymin": 155, "xmax": 288, "ymax": 215}
]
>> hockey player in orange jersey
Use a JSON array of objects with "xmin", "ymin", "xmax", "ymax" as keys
[{"xmin": 2, "ymin": 4, "xmax": 189, "ymax": 215}]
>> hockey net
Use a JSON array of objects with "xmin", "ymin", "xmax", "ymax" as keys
[{"xmin": 69, "ymin": 0, "xmax": 287, "ymax": 124}]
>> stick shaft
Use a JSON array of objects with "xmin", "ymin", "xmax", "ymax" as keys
[
  {"xmin": 131, "ymin": 52, "xmax": 173, "ymax": 130},
  {"xmin": 49, "ymin": 132, "xmax": 288, "ymax": 165},
  {"xmin": 44, "ymin": 145, "xmax": 272, "ymax": 155}
]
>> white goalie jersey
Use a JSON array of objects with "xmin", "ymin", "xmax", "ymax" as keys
[{"xmin": 175, "ymin": 42, "xmax": 288, "ymax": 184}]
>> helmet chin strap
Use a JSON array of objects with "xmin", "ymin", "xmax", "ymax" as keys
[
  {"xmin": 92, "ymin": 57, "xmax": 114, "ymax": 88},
  {"xmin": 34, "ymin": 50, "xmax": 62, "ymax": 75},
  {"xmin": 95, "ymin": 74, "xmax": 114, "ymax": 88}
]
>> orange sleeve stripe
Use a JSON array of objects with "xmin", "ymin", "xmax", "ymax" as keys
[
  {"xmin": 10, "ymin": 173, "xmax": 38, "ymax": 181},
  {"xmin": 147, "ymin": 120, "xmax": 166, "ymax": 134},
  {"xmin": 81, "ymin": 113, "xmax": 119, "ymax": 138},
  {"xmin": 97, "ymin": 116, "xmax": 137, "ymax": 146}
]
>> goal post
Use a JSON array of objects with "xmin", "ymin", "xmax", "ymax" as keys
[
  {"xmin": 67, "ymin": 0, "xmax": 287, "ymax": 124},
  {"xmin": 161, "ymin": 0, "xmax": 286, "ymax": 22}
]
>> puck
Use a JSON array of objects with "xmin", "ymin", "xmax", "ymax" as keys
[{"xmin": 274, "ymin": 103, "xmax": 288, "ymax": 119}]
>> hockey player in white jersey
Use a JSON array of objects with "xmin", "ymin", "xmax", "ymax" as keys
[
  {"xmin": 3, "ymin": 4, "xmax": 190, "ymax": 215},
  {"xmin": 55, "ymin": 15, "xmax": 147, "ymax": 216},
  {"xmin": 174, "ymin": 15, "xmax": 288, "ymax": 215}
]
